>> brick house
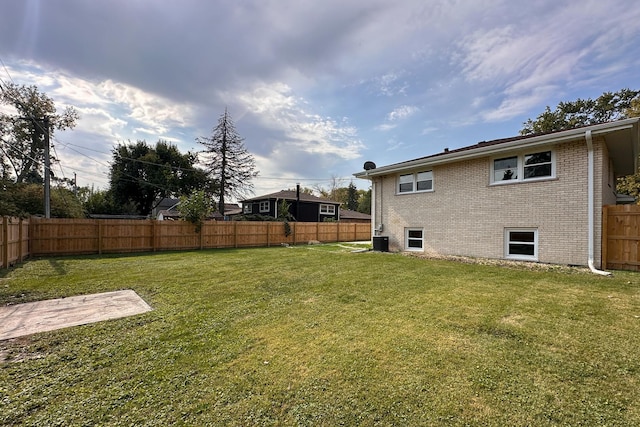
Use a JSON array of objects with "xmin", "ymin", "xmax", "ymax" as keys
[{"xmin": 354, "ymin": 118, "xmax": 640, "ymax": 271}]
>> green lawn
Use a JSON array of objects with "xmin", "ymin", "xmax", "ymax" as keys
[{"xmin": 1, "ymin": 245, "xmax": 640, "ymax": 426}]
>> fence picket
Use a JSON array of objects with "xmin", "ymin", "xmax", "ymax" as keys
[{"xmin": 6, "ymin": 218, "xmax": 369, "ymax": 263}]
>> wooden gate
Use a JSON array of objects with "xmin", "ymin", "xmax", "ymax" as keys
[{"xmin": 602, "ymin": 205, "xmax": 640, "ymax": 271}]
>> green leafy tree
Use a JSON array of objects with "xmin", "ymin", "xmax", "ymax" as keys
[
  {"xmin": 0, "ymin": 83, "xmax": 78, "ymax": 183},
  {"xmin": 615, "ymin": 96, "xmax": 640, "ymax": 201},
  {"xmin": 109, "ymin": 140, "xmax": 210, "ymax": 215},
  {"xmin": 197, "ymin": 108, "xmax": 258, "ymax": 214},
  {"xmin": 357, "ymin": 188, "xmax": 371, "ymax": 214},
  {"xmin": 520, "ymin": 89, "xmax": 639, "ymax": 135},
  {"xmin": 314, "ymin": 175, "xmax": 344, "ymax": 201},
  {"xmin": 277, "ymin": 199, "xmax": 294, "ymax": 236},
  {"xmin": 178, "ymin": 190, "xmax": 214, "ymax": 232},
  {"xmin": 81, "ymin": 187, "xmax": 137, "ymax": 215},
  {"xmin": 0, "ymin": 181, "xmax": 83, "ymax": 217}
]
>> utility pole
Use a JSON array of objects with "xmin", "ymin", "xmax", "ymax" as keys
[
  {"xmin": 42, "ymin": 117, "xmax": 51, "ymax": 218},
  {"xmin": 18, "ymin": 116, "xmax": 51, "ymax": 218}
]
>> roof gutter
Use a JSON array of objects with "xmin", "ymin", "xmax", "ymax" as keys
[
  {"xmin": 585, "ymin": 129, "xmax": 612, "ymax": 276},
  {"xmin": 355, "ymin": 118, "xmax": 639, "ymax": 179}
]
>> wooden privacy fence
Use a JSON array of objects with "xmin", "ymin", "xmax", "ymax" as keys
[
  {"xmin": 0, "ymin": 217, "xmax": 29, "ymax": 269},
  {"xmin": 602, "ymin": 205, "xmax": 640, "ymax": 271},
  {"xmin": 27, "ymin": 218, "xmax": 371, "ymax": 257}
]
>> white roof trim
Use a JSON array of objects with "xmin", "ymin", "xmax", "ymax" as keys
[{"xmin": 355, "ymin": 118, "xmax": 639, "ymax": 178}]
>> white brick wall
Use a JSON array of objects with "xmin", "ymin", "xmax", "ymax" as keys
[{"xmin": 374, "ymin": 137, "xmax": 611, "ymax": 267}]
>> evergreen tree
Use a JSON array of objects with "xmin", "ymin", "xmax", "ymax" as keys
[
  {"xmin": 197, "ymin": 108, "xmax": 258, "ymax": 214},
  {"xmin": 346, "ymin": 182, "xmax": 358, "ymax": 211}
]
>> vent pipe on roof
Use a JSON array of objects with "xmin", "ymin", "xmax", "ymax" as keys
[{"xmin": 585, "ymin": 130, "xmax": 612, "ymax": 276}]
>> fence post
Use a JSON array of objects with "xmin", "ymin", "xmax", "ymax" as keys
[
  {"xmin": 336, "ymin": 223, "xmax": 340, "ymax": 242},
  {"xmin": 293, "ymin": 222, "xmax": 297, "ymax": 245},
  {"xmin": 17, "ymin": 218, "xmax": 23, "ymax": 262},
  {"xmin": 151, "ymin": 220, "xmax": 156, "ymax": 252},
  {"xmin": 199, "ymin": 222, "xmax": 204, "ymax": 250},
  {"xmin": 234, "ymin": 221, "xmax": 238, "ymax": 248},
  {"xmin": 98, "ymin": 220, "xmax": 103, "ymax": 255},
  {"xmin": 267, "ymin": 221, "xmax": 270, "ymax": 247},
  {"xmin": 2, "ymin": 217, "xmax": 8, "ymax": 268}
]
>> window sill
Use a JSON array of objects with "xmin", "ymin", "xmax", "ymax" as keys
[
  {"xmin": 396, "ymin": 190, "xmax": 435, "ymax": 195},
  {"xmin": 504, "ymin": 255, "xmax": 538, "ymax": 262},
  {"xmin": 490, "ymin": 176, "xmax": 557, "ymax": 186}
]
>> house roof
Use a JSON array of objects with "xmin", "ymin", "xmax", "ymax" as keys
[
  {"xmin": 242, "ymin": 190, "xmax": 340, "ymax": 205},
  {"xmin": 354, "ymin": 118, "xmax": 640, "ymax": 178},
  {"xmin": 156, "ymin": 199, "xmax": 240, "ymax": 215},
  {"xmin": 339, "ymin": 209, "xmax": 371, "ymax": 220}
]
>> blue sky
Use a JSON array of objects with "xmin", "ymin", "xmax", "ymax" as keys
[{"xmin": 1, "ymin": 0, "xmax": 639, "ymax": 198}]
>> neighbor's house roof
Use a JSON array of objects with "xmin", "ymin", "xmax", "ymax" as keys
[
  {"xmin": 339, "ymin": 209, "xmax": 371, "ymax": 221},
  {"xmin": 242, "ymin": 190, "xmax": 340, "ymax": 205},
  {"xmin": 354, "ymin": 118, "xmax": 640, "ymax": 179},
  {"xmin": 157, "ymin": 202, "xmax": 241, "ymax": 220}
]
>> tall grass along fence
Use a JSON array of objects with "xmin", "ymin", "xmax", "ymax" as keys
[
  {"xmin": 24, "ymin": 218, "xmax": 371, "ymax": 259},
  {"xmin": 602, "ymin": 204, "xmax": 640, "ymax": 271},
  {"xmin": 1, "ymin": 217, "xmax": 29, "ymax": 269}
]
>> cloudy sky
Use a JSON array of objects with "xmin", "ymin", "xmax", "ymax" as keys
[{"xmin": 1, "ymin": 0, "xmax": 639, "ymax": 198}]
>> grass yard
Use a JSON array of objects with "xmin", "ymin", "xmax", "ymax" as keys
[{"xmin": 1, "ymin": 244, "xmax": 640, "ymax": 426}]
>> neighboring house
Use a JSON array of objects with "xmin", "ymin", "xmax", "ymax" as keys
[
  {"xmin": 354, "ymin": 118, "xmax": 640, "ymax": 270},
  {"xmin": 153, "ymin": 198, "xmax": 181, "ymax": 220},
  {"xmin": 339, "ymin": 208, "xmax": 371, "ymax": 224},
  {"xmin": 154, "ymin": 198, "xmax": 240, "ymax": 221},
  {"xmin": 212, "ymin": 203, "xmax": 243, "ymax": 221},
  {"xmin": 242, "ymin": 190, "xmax": 341, "ymax": 222},
  {"xmin": 87, "ymin": 214, "xmax": 148, "ymax": 220}
]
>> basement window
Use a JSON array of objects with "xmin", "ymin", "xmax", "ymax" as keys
[
  {"xmin": 405, "ymin": 228, "xmax": 424, "ymax": 251},
  {"xmin": 504, "ymin": 228, "xmax": 538, "ymax": 261}
]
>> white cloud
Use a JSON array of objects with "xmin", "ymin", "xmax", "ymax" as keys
[
  {"xmin": 375, "ymin": 105, "xmax": 419, "ymax": 131},
  {"xmin": 100, "ymin": 80, "xmax": 194, "ymax": 135},
  {"xmin": 74, "ymin": 107, "xmax": 127, "ymax": 139},
  {"xmin": 387, "ymin": 105, "xmax": 419, "ymax": 121},
  {"xmin": 373, "ymin": 71, "xmax": 409, "ymax": 97},
  {"xmin": 375, "ymin": 123, "xmax": 397, "ymax": 131},
  {"xmin": 235, "ymin": 82, "xmax": 364, "ymax": 160}
]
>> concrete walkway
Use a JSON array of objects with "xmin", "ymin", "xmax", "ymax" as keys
[{"xmin": 0, "ymin": 290, "xmax": 153, "ymax": 340}]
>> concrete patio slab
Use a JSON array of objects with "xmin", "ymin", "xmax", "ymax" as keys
[{"xmin": 0, "ymin": 290, "xmax": 153, "ymax": 340}]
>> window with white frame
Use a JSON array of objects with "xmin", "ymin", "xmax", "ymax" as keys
[
  {"xmin": 243, "ymin": 204, "xmax": 251, "ymax": 214},
  {"xmin": 504, "ymin": 228, "xmax": 538, "ymax": 261},
  {"xmin": 405, "ymin": 228, "xmax": 424, "ymax": 251},
  {"xmin": 398, "ymin": 171, "xmax": 433, "ymax": 193},
  {"xmin": 320, "ymin": 204, "xmax": 335, "ymax": 215},
  {"xmin": 492, "ymin": 151, "xmax": 554, "ymax": 184},
  {"xmin": 259, "ymin": 201, "xmax": 270, "ymax": 213}
]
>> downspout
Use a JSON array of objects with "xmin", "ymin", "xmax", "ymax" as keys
[
  {"xmin": 371, "ymin": 177, "xmax": 376, "ymax": 237},
  {"xmin": 585, "ymin": 130, "xmax": 612, "ymax": 276}
]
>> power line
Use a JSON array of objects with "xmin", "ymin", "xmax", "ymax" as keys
[{"xmin": 0, "ymin": 58, "xmax": 357, "ymax": 199}]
